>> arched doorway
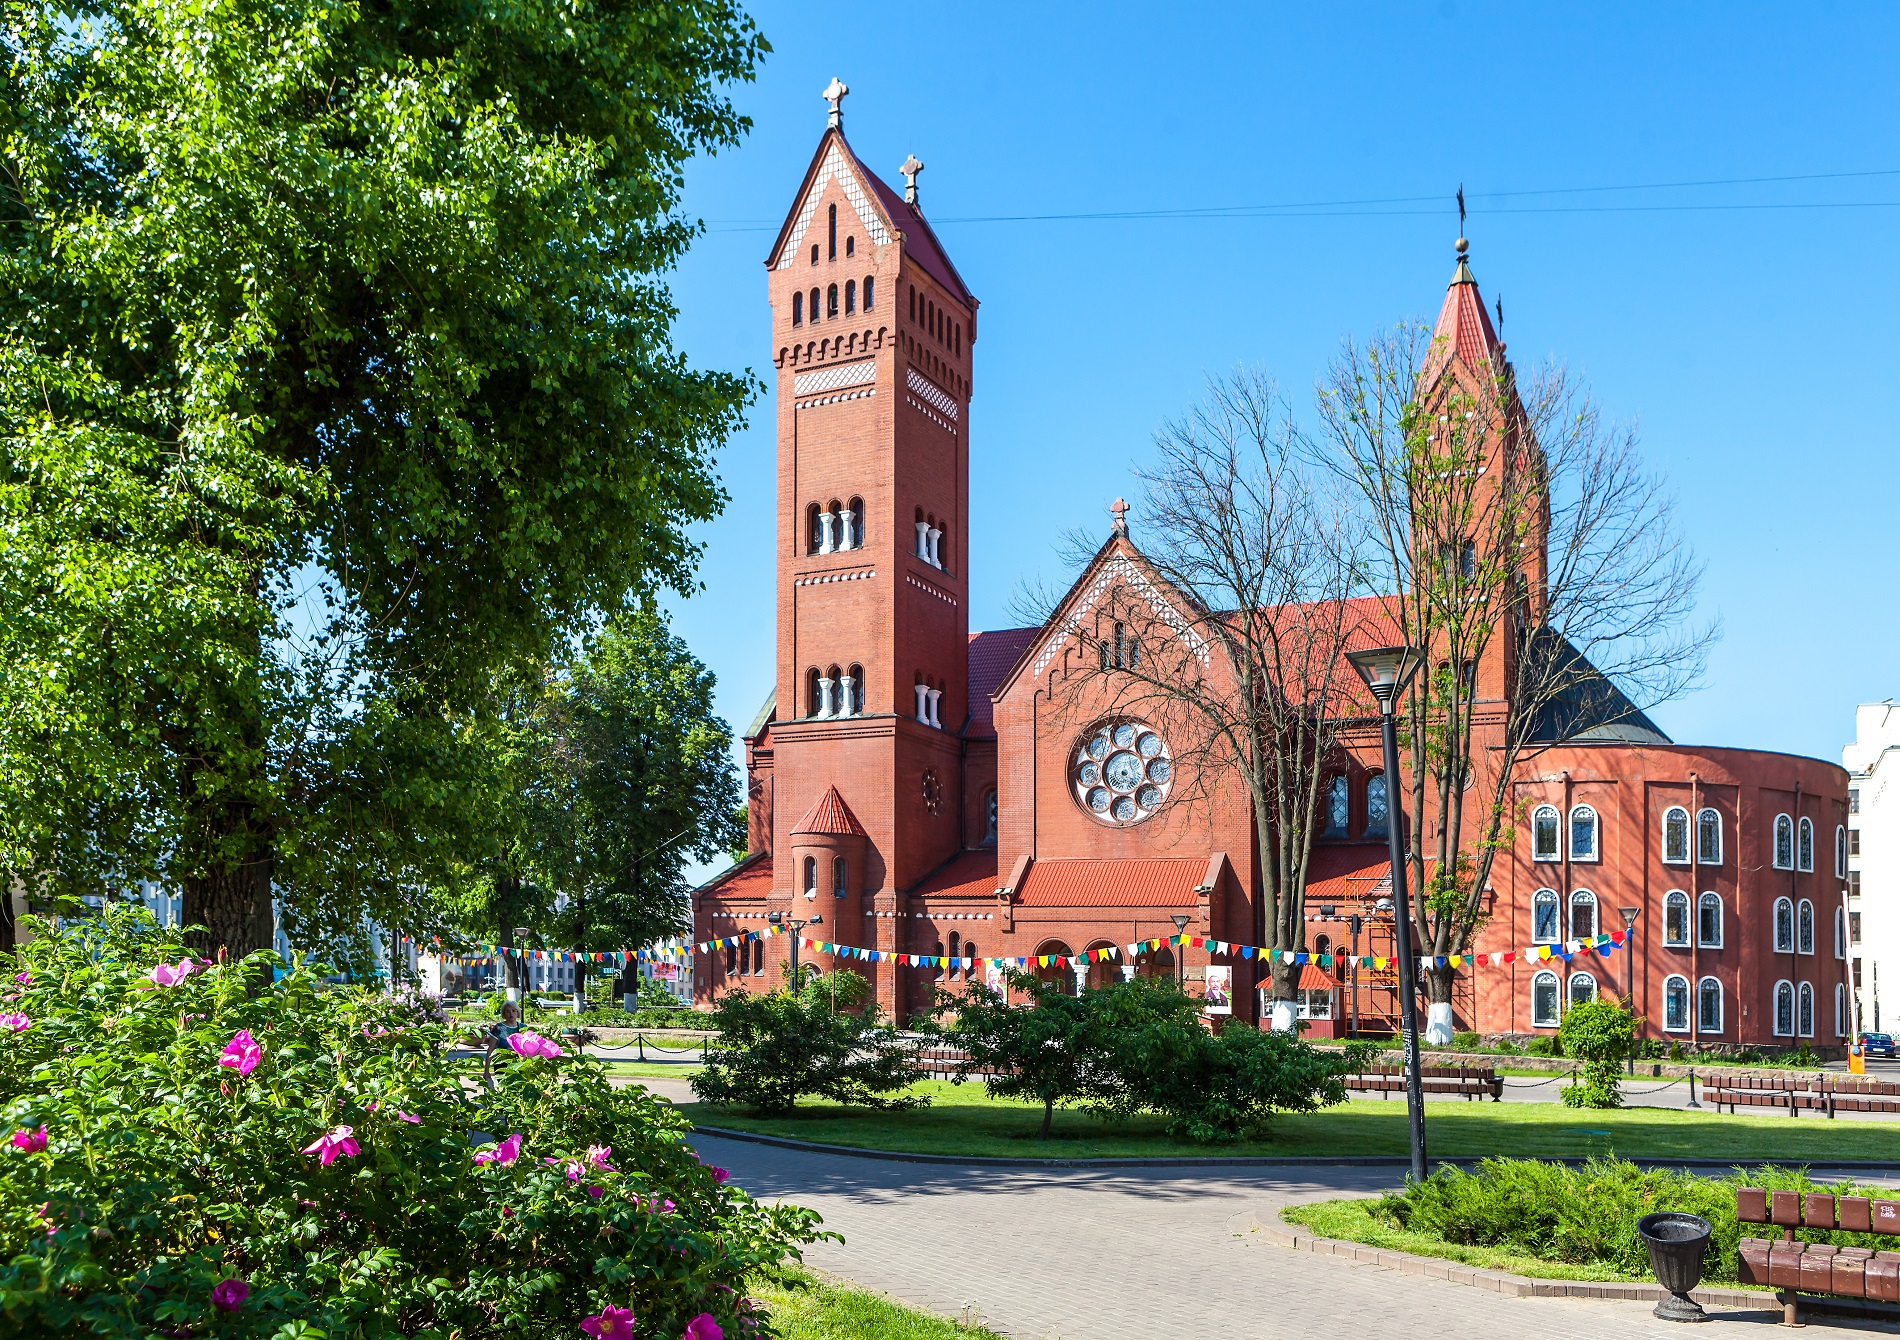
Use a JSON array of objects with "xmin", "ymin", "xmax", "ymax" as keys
[
  {"xmin": 1137, "ymin": 944, "xmax": 1175, "ymax": 983},
  {"xmin": 1084, "ymin": 940, "xmax": 1120, "ymax": 991},
  {"xmin": 1035, "ymin": 941, "xmax": 1076, "ymax": 995}
]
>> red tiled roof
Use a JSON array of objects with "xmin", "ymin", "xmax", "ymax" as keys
[
  {"xmin": 908, "ymin": 848, "xmax": 998, "ymax": 899},
  {"xmin": 965, "ymin": 626, "xmax": 1040, "ymax": 737},
  {"xmin": 695, "ymin": 852, "xmax": 772, "ymax": 900},
  {"xmin": 1303, "ymin": 846, "xmax": 1391, "ymax": 907},
  {"xmin": 860, "ymin": 166, "xmax": 974, "ymax": 307},
  {"xmin": 791, "ymin": 785, "xmax": 868, "ymax": 837},
  {"xmin": 1423, "ymin": 249, "xmax": 1503, "ymax": 384},
  {"xmin": 1297, "ymin": 963, "xmax": 1337, "ymax": 991},
  {"xmin": 1014, "ymin": 857, "xmax": 1206, "ymax": 909}
]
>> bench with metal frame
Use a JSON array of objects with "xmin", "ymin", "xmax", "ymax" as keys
[
  {"xmin": 1344, "ymin": 1064, "xmax": 1503, "ymax": 1102},
  {"xmin": 1705, "ymin": 1074, "xmax": 1900, "ymax": 1118},
  {"xmin": 1737, "ymin": 1185, "xmax": 1900, "ymax": 1324}
]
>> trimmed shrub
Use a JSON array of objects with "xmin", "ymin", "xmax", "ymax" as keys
[
  {"xmin": 691, "ymin": 971, "xmax": 921, "ymax": 1115},
  {"xmin": 1557, "ymin": 1000, "xmax": 1635, "ymax": 1108},
  {"xmin": 930, "ymin": 970, "xmax": 1113, "ymax": 1138},
  {"xmin": 0, "ymin": 907, "xmax": 821, "ymax": 1337}
]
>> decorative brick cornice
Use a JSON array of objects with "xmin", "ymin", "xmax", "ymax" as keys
[
  {"xmin": 793, "ymin": 567, "xmax": 875, "ymax": 588},
  {"xmin": 905, "ymin": 573, "xmax": 958, "ymax": 607}
]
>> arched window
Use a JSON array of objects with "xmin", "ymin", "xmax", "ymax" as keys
[
  {"xmin": 805, "ymin": 667, "xmax": 822, "ymax": 718},
  {"xmin": 1797, "ymin": 899, "xmax": 1815, "ymax": 955},
  {"xmin": 1532, "ymin": 806, "xmax": 1560, "ymax": 861},
  {"xmin": 1798, "ymin": 981, "xmax": 1815, "ymax": 1037},
  {"xmin": 1664, "ymin": 891, "xmax": 1690, "ymax": 946},
  {"xmin": 833, "ymin": 856, "xmax": 848, "ymax": 899},
  {"xmin": 724, "ymin": 942, "xmax": 736, "ymax": 975},
  {"xmin": 827, "ymin": 203, "xmax": 837, "ymax": 259},
  {"xmin": 752, "ymin": 939, "xmax": 765, "ymax": 976},
  {"xmin": 1773, "ymin": 814, "xmax": 1794, "ymax": 869},
  {"xmin": 1698, "ymin": 976, "xmax": 1723, "ymax": 1033},
  {"xmin": 1315, "ymin": 934, "xmax": 1332, "ymax": 960},
  {"xmin": 806, "ymin": 502, "xmax": 822, "ymax": 553},
  {"xmin": 826, "ymin": 283, "xmax": 838, "ymax": 318},
  {"xmin": 844, "ymin": 663, "xmax": 864, "ymax": 717},
  {"xmin": 792, "ymin": 290, "xmax": 803, "ymax": 326},
  {"xmin": 982, "ymin": 788, "xmax": 998, "ymax": 845},
  {"xmin": 1662, "ymin": 807, "xmax": 1689, "ymax": 864},
  {"xmin": 1697, "ymin": 891, "xmax": 1723, "ymax": 947},
  {"xmin": 1663, "ymin": 975, "xmax": 1691, "ymax": 1032},
  {"xmin": 863, "ymin": 276, "xmax": 875, "ymax": 310},
  {"xmin": 932, "ymin": 939, "xmax": 946, "ymax": 980},
  {"xmin": 1837, "ymin": 825, "xmax": 1849, "ymax": 878},
  {"xmin": 1569, "ymin": 889, "xmax": 1598, "ymax": 941},
  {"xmin": 908, "ymin": 286, "xmax": 916, "ymax": 321},
  {"xmin": 1365, "ymin": 774, "xmax": 1388, "ymax": 839},
  {"xmin": 1569, "ymin": 972, "xmax": 1598, "ymax": 1007},
  {"xmin": 809, "ymin": 243, "xmax": 818, "ymax": 265},
  {"xmin": 1837, "ymin": 983, "xmax": 1848, "ymax": 1037},
  {"xmin": 1533, "ymin": 889, "xmax": 1560, "ymax": 943},
  {"xmin": 1773, "ymin": 897, "xmax": 1795, "ymax": 953},
  {"xmin": 1569, "ymin": 805, "xmax": 1599, "ymax": 861},
  {"xmin": 1698, "ymin": 808, "xmax": 1722, "ymax": 865},
  {"xmin": 845, "ymin": 279, "xmax": 856, "ymax": 315},
  {"xmin": 845, "ymin": 234, "xmax": 855, "ymax": 257},
  {"xmin": 1797, "ymin": 817, "xmax": 1814, "ymax": 872},
  {"xmin": 964, "ymin": 940, "xmax": 978, "ymax": 975},
  {"xmin": 1532, "ymin": 970, "xmax": 1561, "ymax": 1027},
  {"xmin": 1773, "ymin": 980, "xmax": 1795, "ymax": 1035},
  {"xmin": 1837, "ymin": 906, "xmax": 1848, "ymax": 960},
  {"xmin": 845, "ymin": 495, "xmax": 864, "ymax": 550},
  {"xmin": 948, "ymin": 931, "xmax": 961, "ymax": 975},
  {"xmin": 803, "ymin": 856, "xmax": 817, "ymax": 899},
  {"xmin": 1323, "ymin": 776, "xmax": 1349, "ymax": 838},
  {"xmin": 809, "ymin": 286, "xmax": 820, "ymax": 321}
]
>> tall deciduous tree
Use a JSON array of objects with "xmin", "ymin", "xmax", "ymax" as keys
[
  {"xmin": 1314, "ymin": 324, "xmax": 1711, "ymax": 1029},
  {"xmin": 0, "ymin": 0, "xmax": 767, "ymax": 953}
]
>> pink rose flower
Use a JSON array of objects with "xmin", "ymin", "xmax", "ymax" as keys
[
  {"xmin": 300, "ymin": 1125, "xmax": 360, "ymax": 1166},
  {"xmin": 580, "ymin": 1304, "xmax": 637, "ymax": 1340},
  {"xmin": 473, "ymin": 1132, "xmax": 522, "ymax": 1166},
  {"xmin": 0, "ymin": 1013, "xmax": 31, "ymax": 1033},
  {"xmin": 505, "ymin": 1030, "xmax": 563, "ymax": 1059},
  {"xmin": 586, "ymin": 1144, "xmax": 614, "ymax": 1171},
  {"xmin": 211, "ymin": 1278, "xmax": 249, "ymax": 1311},
  {"xmin": 218, "ymin": 1030, "xmax": 262, "ymax": 1077},
  {"xmin": 586, "ymin": 1185, "xmax": 603, "ymax": 1199},
  {"xmin": 10, "ymin": 1125, "xmax": 46, "ymax": 1152},
  {"xmin": 683, "ymin": 1314, "xmax": 724, "ymax": 1340},
  {"xmin": 12, "ymin": 973, "xmax": 27, "ymax": 984},
  {"xmin": 149, "ymin": 958, "xmax": 197, "ymax": 987},
  {"xmin": 708, "ymin": 1166, "xmax": 729, "ymax": 1185}
]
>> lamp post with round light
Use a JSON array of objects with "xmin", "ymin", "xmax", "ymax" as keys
[
  {"xmin": 1346, "ymin": 645, "xmax": 1428, "ymax": 1185},
  {"xmin": 1620, "ymin": 905, "xmax": 1641, "ymax": 1073},
  {"xmin": 1170, "ymin": 912, "xmax": 1191, "ymax": 991},
  {"xmin": 767, "ymin": 909, "xmax": 823, "ymax": 992}
]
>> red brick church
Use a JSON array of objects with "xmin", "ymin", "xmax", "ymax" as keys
[{"xmin": 694, "ymin": 83, "xmax": 1852, "ymax": 1052}]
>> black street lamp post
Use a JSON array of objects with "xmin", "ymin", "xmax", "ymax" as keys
[
  {"xmin": 1347, "ymin": 913, "xmax": 1364, "ymax": 1038},
  {"xmin": 1346, "ymin": 645, "xmax": 1428, "ymax": 1186},
  {"xmin": 1170, "ymin": 913, "xmax": 1191, "ymax": 990},
  {"xmin": 1620, "ymin": 905, "xmax": 1641, "ymax": 1074},
  {"xmin": 768, "ymin": 910, "xmax": 823, "ymax": 990}
]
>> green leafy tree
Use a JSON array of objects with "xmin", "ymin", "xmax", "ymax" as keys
[
  {"xmin": 1558, "ymin": 998, "xmax": 1636, "ymax": 1108},
  {"xmin": 935, "ymin": 971, "xmax": 1113, "ymax": 1139},
  {"xmin": 0, "ymin": 0, "xmax": 767, "ymax": 956},
  {"xmin": 0, "ymin": 905, "xmax": 822, "ymax": 1336},
  {"xmin": 691, "ymin": 971, "xmax": 922, "ymax": 1115}
]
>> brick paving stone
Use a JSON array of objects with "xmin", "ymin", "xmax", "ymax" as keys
[{"xmin": 691, "ymin": 1134, "xmax": 1900, "ymax": 1340}]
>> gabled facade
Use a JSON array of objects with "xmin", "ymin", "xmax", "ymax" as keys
[{"xmin": 693, "ymin": 88, "xmax": 1852, "ymax": 1051}]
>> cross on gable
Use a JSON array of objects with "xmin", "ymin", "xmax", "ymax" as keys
[
  {"xmin": 823, "ymin": 77, "xmax": 848, "ymax": 127},
  {"xmin": 1110, "ymin": 497, "xmax": 1130, "ymax": 534},
  {"xmin": 900, "ymin": 154, "xmax": 924, "ymax": 204}
]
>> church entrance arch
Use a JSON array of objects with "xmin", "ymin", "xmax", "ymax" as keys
[
  {"xmin": 1035, "ymin": 941, "xmax": 1076, "ymax": 995},
  {"xmin": 1084, "ymin": 940, "xmax": 1121, "ymax": 990}
]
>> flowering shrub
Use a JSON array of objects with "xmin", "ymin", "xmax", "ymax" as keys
[{"xmin": 0, "ymin": 907, "xmax": 822, "ymax": 1337}]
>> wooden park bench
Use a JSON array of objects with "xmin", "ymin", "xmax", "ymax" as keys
[
  {"xmin": 908, "ymin": 1045, "xmax": 1006, "ymax": 1082},
  {"xmin": 1737, "ymin": 1185, "xmax": 1900, "ymax": 1323},
  {"xmin": 1704, "ymin": 1073, "xmax": 1900, "ymax": 1118},
  {"xmin": 1345, "ymin": 1064, "xmax": 1502, "ymax": 1102}
]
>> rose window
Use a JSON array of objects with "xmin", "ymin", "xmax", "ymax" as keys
[{"xmin": 1072, "ymin": 719, "xmax": 1172, "ymax": 825}]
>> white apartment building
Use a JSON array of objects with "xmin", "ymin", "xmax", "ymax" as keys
[{"xmin": 1843, "ymin": 702, "xmax": 1900, "ymax": 1033}]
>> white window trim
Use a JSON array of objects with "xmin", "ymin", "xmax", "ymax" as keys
[
  {"xmin": 1663, "ymin": 890, "xmax": 1691, "ymax": 947},
  {"xmin": 1568, "ymin": 970, "xmax": 1599, "ymax": 1005},
  {"xmin": 1836, "ymin": 825, "xmax": 1848, "ymax": 879},
  {"xmin": 1773, "ymin": 896, "xmax": 1795, "ymax": 954},
  {"xmin": 1772, "ymin": 814, "xmax": 1794, "ymax": 870},
  {"xmin": 1698, "ymin": 808, "xmax": 1723, "ymax": 866},
  {"xmin": 1797, "ymin": 817, "xmax": 1815, "ymax": 873},
  {"xmin": 1697, "ymin": 891, "xmax": 1725, "ymax": 949},
  {"xmin": 1796, "ymin": 899, "xmax": 1815, "ymax": 956},
  {"xmin": 1570, "ymin": 888, "xmax": 1599, "ymax": 941},
  {"xmin": 1530, "ymin": 969, "xmax": 1561, "ymax": 1028},
  {"xmin": 1532, "ymin": 889, "xmax": 1562, "ymax": 945},
  {"xmin": 1798, "ymin": 981, "xmax": 1815, "ymax": 1038},
  {"xmin": 1836, "ymin": 983, "xmax": 1848, "ymax": 1038},
  {"xmin": 1697, "ymin": 976, "xmax": 1724, "ymax": 1034},
  {"xmin": 1772, "ymin": 979, "xmax": 1795, "ymax": 1037},
  {"xmin": 1662, "ymin": 806, "xmax": 1691, "ymax": 865},
  {"xmin": 1662, "ymin": 974, "xmax": 1692, "ymax": 1032},
  {"xmin": 1836, "ymin": 907, "xmax": 1848, "ymax": 961},
  {"xmin": 1531, "ymin": 805, "xmax": 1561, "ymax": 862},
  {"xmin": 1569, "ymin": 805, "xmax": 1600, "ymax": 863}
]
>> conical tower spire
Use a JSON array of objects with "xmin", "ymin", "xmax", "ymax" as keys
[{"xmin": 1425, "ymin": 237, "xmax": 1504, "ymax": 383}]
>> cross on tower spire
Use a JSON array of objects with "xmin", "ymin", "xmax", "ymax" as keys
[
  {"xmin": 1110, "ymin": 497, "xmax": 1130, "ymax": 536},
  {"xmin": 822, "ymin": 77, "xmax": 848, "ymax": 129},
  {"xmin": 900, "ymin": 154, "xmax": 925, "ymax": 206}
]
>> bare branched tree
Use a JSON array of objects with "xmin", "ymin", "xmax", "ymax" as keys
[
  {"xmin": 1314, "ymin": 323, "xmax": 1715, "ymax": 1027},
  {"xmin": 1035, "ymin": 370, "xmax": 1369, "ymax": 1018}
]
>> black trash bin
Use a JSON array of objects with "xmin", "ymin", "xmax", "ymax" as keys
[{"xmin": 1638, "ymin": 1211, "xmax": 1713, "ymax": 1322}]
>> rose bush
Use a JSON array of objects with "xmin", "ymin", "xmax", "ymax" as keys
[{"xmin": 0, "ymin": 906, "xmax": 823, "ymax": 1337}]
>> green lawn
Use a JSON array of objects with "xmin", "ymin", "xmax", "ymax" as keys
[
  {"xmin": 676, "ymin": 1080, "xmax": 1900, "ymax": 1162},
  {"xmin": 598, "ymin": 1060, "xmax": 704, "ymax": 1080},
  {"xmin": 749, "ymin": 1267, "xmax": 997, "ymax": 1338}
]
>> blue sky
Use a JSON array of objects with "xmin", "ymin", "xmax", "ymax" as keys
[{"xmin": 661, "ymin": 2, "xmax": 1900, "ymax": 787}]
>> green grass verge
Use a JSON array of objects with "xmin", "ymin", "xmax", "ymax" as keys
[
  {"xmin": 676, "ymin": 1080, "xmax": 1900, "ymax": 1162},
  {"xmin": 598, "ymin": 1061, "xmax": 704, "ymax": 1080},
  {"xmin": 749, "ymin": 1267, "xmax": 998, "ymax": 1338}
]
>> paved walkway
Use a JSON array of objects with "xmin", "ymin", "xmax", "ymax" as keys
[{"xmin": 695, "ymin": 1132, "xmax": 1900, "ymax": 1340}]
